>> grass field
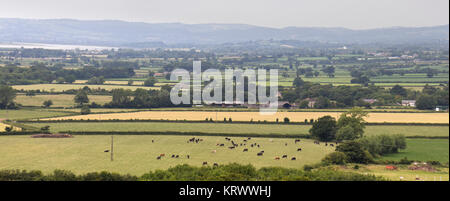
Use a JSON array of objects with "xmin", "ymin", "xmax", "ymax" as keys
[
  {"xmin": 24, "ymin": 122, "xmax": 449, "ymax": 137},
  {"xmin": 338, "ymin": 164, "xmax": 449, "ymax": 181},
  {"xmin": 0, "ymin": 135, "xmax": 334, "ymax": 175},
  {"xmin": 15, "ymin": 94, "xmax": 112, "ymax": 107},
  {"xmin": 381, "ymin": 139, "xmax": 449, "ymax": 163},
  {"xmin": 45, "ymin": 111, "xmax": 450, "ymax": 123},
  {"xmin": 0, "ymin": 109, "xmax": 73, "ymax": 120},
  {"xmin": 12, "ymin": 84, "xmax": 160, "ymax": 92}
]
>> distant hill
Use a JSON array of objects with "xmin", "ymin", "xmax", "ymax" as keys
[{"xmin": 0, "ymin": 18, "xmax": 448, "ymax": 47}]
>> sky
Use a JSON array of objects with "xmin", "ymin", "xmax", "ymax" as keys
[{"xmin": 0, "ymin": 0, "xmax": 448, "ymax": 29}]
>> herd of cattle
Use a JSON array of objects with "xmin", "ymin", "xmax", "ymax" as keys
[{"xmin": 115, "ymin": 136, "xmax": 337, "ymax": 167}]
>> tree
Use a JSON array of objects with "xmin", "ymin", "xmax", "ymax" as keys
[
  {"xmin": 42, "ymin": 100, "xmax": 53, "ymax": 108},
  {"xmin": 65, "ymin": 75, "xmax": 76, "ymax": 84},
  {"xmin": 0, "ymin": 85, "xmax": 16, "ymax": 109},
  {"xmin": 309, "ymin": 115, "xmax": 337, "ymax": 141},
  {"xmin": 4, "ymin": 126, "xmax": 13, "ymax": 132},
  {"xmin": 74, "ymin": 90, "xmax": 89, "ymax": 106},
  {"xmin": 292, "ymin": 77, "xmax": 305, "ymax": 88},
  {"xmin": 416, "ymin": 94, "xmax": 437, "ymax": 110},
  {"xmin": 111, "ymin": 89, "xmax": 132, "ymax": 107},
  {"xmin": 390, "ymin": 85, "xmax": 407, "ymax": 97},
  {"xmin": 336, "ymin": 107, "xmax": 368, "ymax": 140},
  {"xmin": 144, "ymin": 77, "xmax": 157, "ymax": 86},
  {"xmin": 314, "ymin": 96, "xmax": 331, "ymax": 109},
  {"xmin": 80, "ymin": 105, "xmax": 91, "ymax": 115},
  {"xmin": 335, "ymin": 141, "xmax": 373, "ymax": 164}
]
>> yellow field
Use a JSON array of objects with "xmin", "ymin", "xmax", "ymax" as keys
[
  {"xmin": 0, "ymin": 122, "xmax": 21, "ymax": 132},
  {"xmin": 12, "ymin": 84, "xmax": 160, "ymax": 92},
  {"xmin": 15, "ymin": 94, "xmax": 112, "ymax": 107},
  {"xmin": 45, "ymin": 111, "xmax": 450, "ymax": 123}
]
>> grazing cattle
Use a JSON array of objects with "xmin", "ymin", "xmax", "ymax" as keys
[
  {"xmin": 330, "ymin": 144, "xmax": 334, "ymax": 147},
  {"xmin": 104, "ymin": 150, "xmax": 109, "ymax": 152},
  {"xmin": 202, "ymin": 162, "xmax": 208, "ymax": 166},
  {"xmin": 325, "ymin": 143, "xmax": 328, "ymax": 146},
  {"xmin": 295, "ymin": 139, "xmax": 301, "ymax": 143},
  {"xmin": 275, "ymin": 157, "xmax": 280, "ymax": 160},
  {"xmin": 297, "ymin": 148, "xmax": 302, "ymax": 151},
  {"xmin": 257, "ymin": 152, "xmax": 263, "ymax": 156},
  {"xmin": 175, "ymin": 155, "xmax": 179, "ymax": 158},
  {"xmin": 282, "ymin": 155, "xmax": 287, "ymax": 158},
  {"xmin": 171, "ymin": 155, "xmax": 175, "ymax": 158},
  {"xmin": 257, "ymin": 144, "xmax": 260, "ymax": 148},
  {"xmin": 243, "ymin": 148, "xmax": 248, "ymax": 152},
  {"xmin": 285, "ymin": 143, "xmax": 288, "ymax": 146},
  {"xmin": 160, "ymin": 153, "xmax": 165, "ymax": 157},
  {"xmin": 156, "ymin": 156, "xmax": 161, "ymax": 160},
  {"xmin": 228, "ymin": 146, "xmax": 235, "ymax": 149},
  {"xmin": 187, "ymin": 155, "xmax": 190, "ymax": 159},
  {"xmin": 291, "ymin": 157, "xmax": 296, "ymax": 160},
  {"xmin": 152, "ymin": 140, "xmax": 154, "ymax": 143},
  {"xmin": 219, "ymin": 144, "xmax": 225, "ymax": 147},
  {"xmin": 213, "ymin": 163, "xmax": 219, "ymax": 167},
  {"xmin": 243, "ymin": 140, "xmax": 247, "ymax": 142},
  {"xmin": 248, "ymin": 137, "xmax": 251, "ymax": 140},
  {"xmin": 261, "ymin": 150, "xmax": 264, "ymax": 153},
  {"xmin": 250, "ymin": 144, "xmax": 254, "ymax": 147}
]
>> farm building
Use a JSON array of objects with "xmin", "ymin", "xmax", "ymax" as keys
[{"xmin": 401, "ymin": 100, "xmax": 416, "ymax": 107}]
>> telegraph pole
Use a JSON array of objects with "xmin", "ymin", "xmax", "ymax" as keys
[{"xmin": 111, "ymin": 135, "xmax": 114, "ymax": 161}]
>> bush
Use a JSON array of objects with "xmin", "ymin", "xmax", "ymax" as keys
[
  {"xmin": 80, "ymin": 105, "xmax": 91, "ymax": 115},
  {"xmin": 322, "ymin": 152, "xmax": 348, "ymax": 165},
  {"xmin": 358, "ymin": 134, "xmax": 406, "ymax": 156},
  {"xmin": 335, "ymin": 141, "xmax": 374, "ymax": 164}
]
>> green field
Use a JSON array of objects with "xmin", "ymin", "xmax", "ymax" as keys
[
  {"xmin": 0, "ymin": 109, "xmax": 73, "ymax": 120},
  {"xmin": 15, "ymin": 94, "xmax": 112, "ymax": 108},
  {"xmin": 381, "ymin": 139, "xmax": 449, "ymax": 163},
  {"xmin": 0, "ymin": 135, "xmax": 334, "ymax": 175},
  {"xmin": 12, "ymin": 84, "xmax": 160, "ymax": 92},
  {"xmin": 24, "ymin": 122, "xmax": 449, "ymax": 137}
]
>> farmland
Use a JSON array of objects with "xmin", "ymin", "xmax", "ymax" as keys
[
  {"xmin": 0, "ymin": 135, "xmax": 334, "ymax": 175},
  {"xmin": 44, "ymin": 111, "xmax": 450, "ymax": 124},
  {"xmin": 381, "ymin": 139, "xmax": 449, "ymax": 163},
  {"xmin": 15, "ymin": 94, "xmax": 112, "ymax": 108},
  {"xmin": 12, "ymin": 84, "xmax": 160, "ymax": 92},
  {"xmin": 24, "ymin": 122, "xmax": 450, "ymax": 138},
  {"xmin": 0, "ymin": 109, "xmax": 73, "ymax": 120}
]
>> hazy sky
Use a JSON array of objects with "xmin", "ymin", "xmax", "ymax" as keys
[{"xmin": 0, "ymin": 0, "xmax": 448, "ymax": 29}]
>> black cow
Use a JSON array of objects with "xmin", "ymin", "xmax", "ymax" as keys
[
  {"xmin": 291, "ymin": 157, "xmax": 296, "ymax": 160},
  {"xmin": 257, "ymin": 152, "xmax": 263, "ymax": 156},
  {"xmin": 243, "ymin": 148, "xmax": 248, "ymax": 152},
  {"xmin": 282, "ymin": 155, "xmax": 288, "ymax": 158},
  {"xmin": 295, "ymin": 139, "xmax": 301, "ymax": 143},
  {"xmin": 297, "ymin": 148, "xmax": 302, "ymax": 151},
  {"xmin": 156, "ymin": 156, "xmax": 161, "ymax": 160},
  {"xmin": 104, "ymin": 150, "xmax": 109, "ymax": 152},
  {"xmin": 213, "ymin": 163, "xmax": 219, "ymax": 167},
  {"xmin": 202, "ymin": 162, "xmax": 208, "ymax": 165}
]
